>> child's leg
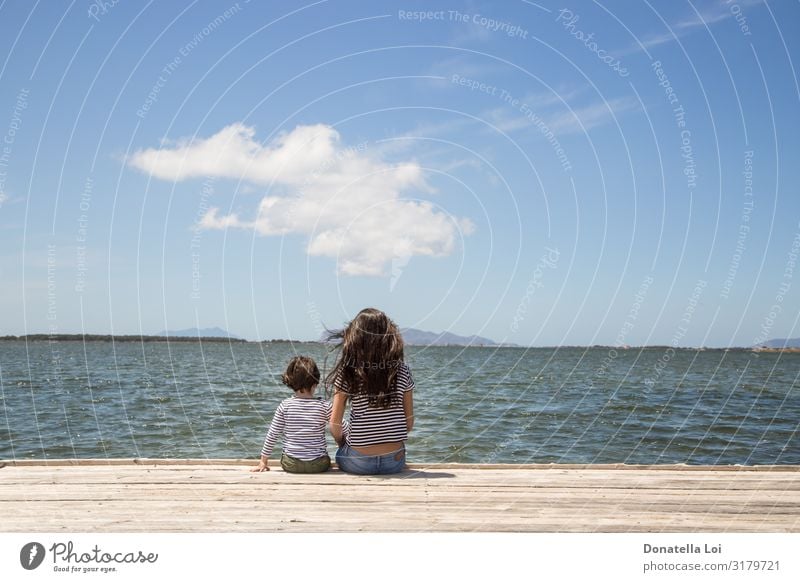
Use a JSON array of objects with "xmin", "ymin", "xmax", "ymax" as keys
[
  {"xmin": 280, "ymin": 453, "xmax": 299, "ymax": 473},
  {"xmin": 281, "ymin": 453, "xmax": 330, "ymax": 473},
  {"xmin": 305, "ymin": 454, "xmax": 331, "ymax": 473}
]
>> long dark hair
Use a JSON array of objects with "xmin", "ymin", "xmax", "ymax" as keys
[{"xmin": 324, "ymin": 307, "xmax": 404, "ymax": 408}]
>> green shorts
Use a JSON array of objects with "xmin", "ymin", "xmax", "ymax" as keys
[{"xmin": 280, "ymin": 453, "xmax": 331, "ymax": 474}]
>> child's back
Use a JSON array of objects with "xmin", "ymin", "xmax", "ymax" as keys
[
  {"xmin": 252, "ymin": 356, "xmax": 331, "ymax": 473},
  {"xmin": 262, "ymin": 395, "xmax": 330, "ymax": 461}
]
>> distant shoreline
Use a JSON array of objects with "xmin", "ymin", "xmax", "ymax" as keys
[
  {"xmin": 0, "ymin": 334, "xmax": 249, "ymax": 344},
  {"xmin": 1, "ymin": 334, "xmax": 799, "ymax": 352}
]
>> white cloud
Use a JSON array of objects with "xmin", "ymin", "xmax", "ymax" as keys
[
  {"xmin": 197, "ymin": 207, "xmax": 245, "ymax": 230},
  {"xmin": 128, "ymin": 123, "xmax": 338, "ymax": 185},
  {"xmin": 428, "ymin": 56, "xmax": 507, "ymax": 81},
  {"xmin": 545, "ymin": 97, "xmax": 639, "ymax": 133},
  {"xmin": 636, "ymin": 31, "xmax": 678, "ymax": 51},
  {"xmin": 129, "ymin": 124, "xmax": 474, "ymax": 276},
  {"xmin": 485, "ymin": 95, "xmax": 638, "ymax": 135},
  {"xmin": 634, "ymin": 0, "xmax": 763, "ymax": 51}
]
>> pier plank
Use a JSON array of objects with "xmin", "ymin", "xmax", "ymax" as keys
[{"xmin": 1, "ymin": 461, "xmax": 798, "ymax": 532}]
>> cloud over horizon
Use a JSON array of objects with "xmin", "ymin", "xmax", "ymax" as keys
[{"xmin": 128, "ymin": 123, "xmax": 474, "ymax": 276}]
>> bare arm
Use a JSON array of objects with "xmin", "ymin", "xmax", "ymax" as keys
[
  {"xmin": 403, "ymin": 390, "xmax": 414, "ymax": 433},
  {"xmin": 330, "ymin": 391, "xmax": 347, "ymax": 446},
  {"xmin": 251, "ymin": 403, "xmax": 285, "ymax": 471}
]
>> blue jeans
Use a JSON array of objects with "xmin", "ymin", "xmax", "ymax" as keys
[{"xmin": 336, "ymin": 443, "xmax": 406, "ymax": 475}]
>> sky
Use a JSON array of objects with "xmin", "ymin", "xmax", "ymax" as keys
[{"xmin": 0, "ymin": 0, "xmax": 798, "ymax": 347}]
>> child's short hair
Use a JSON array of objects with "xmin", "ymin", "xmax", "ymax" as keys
[{"xmin": 282, "ymin": 356, "xmax": 320, "ymax": 392}]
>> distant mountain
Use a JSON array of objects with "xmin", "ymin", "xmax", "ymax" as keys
[
  {"xmin": 400, "ymin": 327, "xmax": 517, "ymax": 347},
  {"xmin": 158, "ymin": 327, "xmax": 238, "ymax": 339},
  {"xmin": 755, "ymin": 338, "xmax": 800, "ymax": 349},
  {"xmin": 317, "ymin": 326, "xmax": 514, "ymax": 346}
]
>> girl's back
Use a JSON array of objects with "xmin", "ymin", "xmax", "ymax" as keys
[
  {"xmin": 335, "ymin": 362, "xmax": 414, "ymax": 447},
  {"xmin": 328, "ymin": 308, "xmax": 415, "ymax": 474}
]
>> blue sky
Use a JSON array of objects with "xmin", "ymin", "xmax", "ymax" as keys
[{"xmin": 0, "ymin": 0, "xmax": 798, "ymax": 347}]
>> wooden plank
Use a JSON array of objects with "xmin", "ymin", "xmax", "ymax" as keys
[
  {"xmin": 0, "ymin": 485, "xmax": 775, "ymax": 505},
  {"xmin": 2, "ymin": 486, "xmax": 797, "ymax": 503},
  {"xmin": 2, "ymin": 486, "xmax": 795, "ymax": 507},
  {"xmin": 3, "ymin": 461, "xmax": 797, "ymax": 474},
  {"xmin": 4, "ymin": 462, "xmax": 797, "ymax": 476},
  {"xmin": 4, "ymin": 465, "xmax": 799, "ymax": 482},
  {"xmin": 5, "ymin": 501, "xmax": 795, "ymax": 523},
  {"xmin": 4, "ymin": 507, "xmax": 795, "ymax": 533},
  {"xmin": 4, "ymin": 511, "xmax": 796, "ymax": 533},
  {"xmin": 4, "ymin": 475, "xmax": 796, "ymax": 491}
]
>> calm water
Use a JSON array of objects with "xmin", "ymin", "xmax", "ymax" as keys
[{"xmin": 0, "ymin": 340, "xmax": 797, "ymax": 464}]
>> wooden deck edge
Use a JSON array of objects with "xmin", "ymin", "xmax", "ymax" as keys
[{"xmin": 1, "ymin": 459, "xmax": 799, "ymax": 471}]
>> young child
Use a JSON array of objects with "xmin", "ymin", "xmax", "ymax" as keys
[
  {"xmin": 326, "ymin": 307, "xmax": 415, "ymax": 475},
  {"xmin": 252, "ymin": 356, "xmax": 332, "ymax": 473}
]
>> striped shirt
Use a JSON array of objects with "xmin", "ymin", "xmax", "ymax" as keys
[
  {"xmin": 261, "ymin": 397, "xmax": 332, "ymax": 461},
  {"xmin": 335, "ymin": 362, "xmax": 415, "ymax": 447}
]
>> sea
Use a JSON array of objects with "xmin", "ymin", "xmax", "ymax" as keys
[{"xmin": 0, "ymin": 340, "xmax": 797, "ymax": 464}]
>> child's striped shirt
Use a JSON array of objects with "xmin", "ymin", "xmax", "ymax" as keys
[{"xmin": 261, "ymin": 397, "xmax": 332, "ymax": 461}]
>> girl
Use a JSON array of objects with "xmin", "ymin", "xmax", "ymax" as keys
[
  {"xmin": 326, "ymin": 308, "xmax": 415, "ymax": 475},
  {"xmin": 252, "ymin": 356, "xmax": 331, "ymax": 473}
]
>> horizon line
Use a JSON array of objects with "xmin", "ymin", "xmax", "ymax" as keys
[{"xmin": 1, "ymin": 332, "xmax": 794, "ymax": 351}]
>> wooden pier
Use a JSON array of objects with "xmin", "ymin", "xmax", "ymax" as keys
[{"xmin": 1, "ymin": 460, "xmax": 798, "ymax": 532}]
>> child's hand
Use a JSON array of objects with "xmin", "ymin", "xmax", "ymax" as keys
[{"xmin": 250, "ymin": 460, "xmax": 270, "ymax": 472}]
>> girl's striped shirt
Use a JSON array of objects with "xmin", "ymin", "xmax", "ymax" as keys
[
  {"xmin": 261, "ymin": 397, "xmax": 332, "ymax": 461},
  {"xmin": 335, "ymin": 362, "xmax": 415, "ymax": 447}
]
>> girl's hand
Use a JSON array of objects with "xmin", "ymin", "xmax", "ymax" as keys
[{"xmin": 250, "ymin": 460, "xmax": 269, "ymax": 472}]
